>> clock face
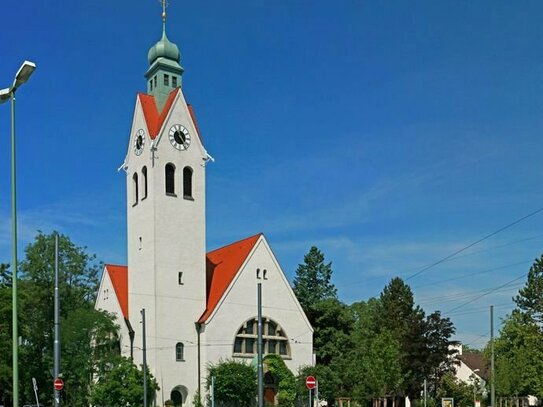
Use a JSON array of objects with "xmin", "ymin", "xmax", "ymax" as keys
[
  {"xmin": 169, "ymin": 124, "xmax": 191, "ymax": 151},
  {"xmin": 134, "ymin": 129, "xmax": 146, "ymax": 156}
]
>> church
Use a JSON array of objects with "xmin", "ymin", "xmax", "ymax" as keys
[{"xmin": 94, "ymin": 5, "xmax": 314, "ymax": 406}]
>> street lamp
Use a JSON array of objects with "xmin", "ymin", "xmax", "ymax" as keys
[{"xmin": 1, "ymin": 59, "xmax": 36, "ymax": 407}]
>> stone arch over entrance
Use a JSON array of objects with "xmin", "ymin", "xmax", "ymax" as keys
[{"xmin": 169, "ymin": 385, "xmax": 188, "ymax": 407}]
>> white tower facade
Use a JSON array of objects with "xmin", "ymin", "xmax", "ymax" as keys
[{"xmin": 123, "ymin": 18, "xmax": 210, "ymax": 403}]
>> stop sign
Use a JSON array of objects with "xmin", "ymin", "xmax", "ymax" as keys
[
  {"xmin": 306, "ymin": 375, "xmax": 316, "ymax": 390},
  {"xmin": 53, "ymin": 377, "xmax": 64, "ymax": 391}
]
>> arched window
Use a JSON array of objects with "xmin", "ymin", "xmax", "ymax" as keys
[
  {"xmin": 165, "ymin": 163, "xmax": 175, "ymax": 195},
  {"xmin": 142, "ymin": 166, "xmax": 148, "ymax": 199},
  {"xmin": 183, "ymin": 166, "xmax": 193, "ymax": 198},
  {"xmin": 233, "ymin": 318, "xmax": 290, "ymax": 358},
  {"xmin": 132, "ymin": 173, "xmax": 138, "ymax": 205},
  {"xmin": 175, "ymin": 342, "xmax": 184, "ymax": 361}
]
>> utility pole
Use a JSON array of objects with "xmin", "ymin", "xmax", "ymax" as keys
[
  {"xmin": 257, "ymin": 283, "xmax": 263, "ymax": 407},
  {"xmin": 490, "ymin": 305, "xmax": 495, "ymax": 407},
  {"xmin": 141, "ymin": 309, "xmax": 148, "ymax": 407},
  {"xmin": 54, "ymin": 234, "xmax": 61, "ymax": 407}
]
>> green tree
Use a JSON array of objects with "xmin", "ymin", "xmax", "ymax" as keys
[
  {"xmin": 264, "ymin": 354, "xmax": 297, "ymax": 407},
  {"xmin": 514, "ymin": 255, "xmax": 543, "ymax": 326},
  {"xmin": 0, "ymin": 232, "xmax": 119, "ymax": 406},
  {"xmin": 90, "ymin": 356, "xmax": 159, "ymax": 406},
  {"xmin": 293, "ymin": 247, "xmax": 337, "ymax": 313},
  {"xmin": 207, "ymin": 360, "xmax": 257, "ymax": 407},
  {"xmin": 436, "ymin": 372, "xmax": 474, "ymax": 407},
  {"xmin": 377, "ymin": 278, "xmax": 458, "ymax": 399},
  {"xmin": 311, "ymin": 298, "xmax": 354, "ymax": 365},
  {"xmin": 347, "ymin": 299, "xmax": 404, "ymax": 404},
  {"xmin": 297, "ymin": 364, "xmax": 342, "ymax": 407},
  {"xmin": 0, "ymin": 263, "xmax": 11, "ymax": 406},
  {"xmin": 490, "ymin": 310, "xmax": 543, "ymax": 398}
]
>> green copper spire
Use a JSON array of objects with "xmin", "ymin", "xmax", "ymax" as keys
[{"xmin": 145, "ymin": 0, "xmax": 184, "ymax": 111}]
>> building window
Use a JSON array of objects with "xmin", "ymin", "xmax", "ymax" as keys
[
  {"xmin": 165, "ymin": 163, "xmax": 176, "ymax": 195},
  {"xmin": 178, "ymin": 272, "xmax": 183, "ymax": 285},
  {"xmin": 150, "ymin": 79, "xmax": 153, "ymax": 91},
  {"xmin": 175, "ymin": 342, "xmax": 184, "ymax": 361},
  {"xmin": 164, "ymin": 74, "xmax": 169, "ymax": 86},
  {"xmin": 183, "ymin": 166, "xmax": 193, "ymax": 198},
  {"xmin": 154, "ymin": 75, "xmax": 157, "ymax": 88},
  {"xmin": 172, "ymin": 76, "xmax": 178, "ymax": 87},
  {"xmin": 233, "ymin": 318, "xmax": 290, "ymax": 358},
  {"xmin": 132, "ymin": 173, "xmax": 138, "ymax": 205},
  {"xmin": 142, "ymin": 166, "xmax": 148, "ymax": 199}
]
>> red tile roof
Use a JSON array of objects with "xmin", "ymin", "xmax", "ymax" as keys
[
  {"xmin": 137, "ymin": 90, "xmax": 203, "ymax": 143},
  {"xmin": 105, "ymin": 264, "xmax": 128, "ymax": 318},
  {"xmin": 138, "ymin": 89, "xmax": 179, "ymax": 139},
  {"xmin": 103, "ymin": 234, "xmax": 261, "ymax": 324},
  {"xmin": 198, "ymin": 234, "xmax": 262, "ymax": 323}
]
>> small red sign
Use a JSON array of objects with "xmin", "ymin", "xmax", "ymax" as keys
[
  {"xmin": 54, "ymin": 378, "xmax": 64, "ymax": 391},
  {"xmin": 306, "ymin": 375, "xmax": 316, "ymax": 390}
]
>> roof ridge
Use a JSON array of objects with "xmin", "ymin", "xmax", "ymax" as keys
[{"xmin": 207, "ymin": 233, "xmax": 263, "ymax": 256}]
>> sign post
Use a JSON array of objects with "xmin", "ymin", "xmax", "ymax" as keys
[{"xmin": 306, "ymin": 376, "xmax": 316, "ymax": 407}]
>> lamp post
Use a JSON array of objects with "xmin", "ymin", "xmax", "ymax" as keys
[{"xmin": 1, "ymin": 60, "xmax": 36, "ymax": 407}]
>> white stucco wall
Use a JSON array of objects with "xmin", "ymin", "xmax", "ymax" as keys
[
  {"xmin": 202, "ymin": 236, "xmax": 313, "ymax": 386},
  {"xmin": 94, "ymin": 267, "xmax": 130, "ymax": 355},
  {"xmin": 125, "ymin": 89, "xmax": 209, "ymax": 406}
]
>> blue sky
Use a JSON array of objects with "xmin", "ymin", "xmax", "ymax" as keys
[{"xmin": 1, "ymin": 0, "xmax": 543, "ymax": 347}]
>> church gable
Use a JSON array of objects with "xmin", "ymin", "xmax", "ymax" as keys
[
  {"xmin": 95, "ymin": 264, "xmax": 128, "ymax": 320},
  {"xmin": 201, "ymin": 234, "xmax": 312, "ymax": 333},
  {"xmin": 153, "ymin": 89, "xmax": 207, "ymax": 160}
]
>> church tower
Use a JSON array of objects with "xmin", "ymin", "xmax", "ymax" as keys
[{"xmin": 123, "ymin": 3, "xmax": 210, "ymax": 404}]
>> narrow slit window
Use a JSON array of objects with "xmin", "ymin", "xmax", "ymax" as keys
[
  {"xmin": 183, "ymin": 166, "xmax": 193, "ymax": 198},
  {"xmin": 150, "ymin": 80, "xmax": 153, "ymax": 91},
  {"xmin": 165, "ymin": 163, "xmax": 175, "ymax": 195},
  {"xmin": 178, "ymin": 272, "xmax": 183, "ymax": 285},
  {"xmin": 154, "ymin": 75, "xmax": 157, "ymax": 87},
  {"xmin": 142, "ymin": 166, "xmax": 148, "ymax": 199},
  {"xmin": 172, "ymin": 76, "xmax": 178, "ymax": 87},
  {"xmin": 164, "ymin": 74, "xmax": 169, "ymax": 86},
  {"xmin": 175, "ymin": 342, "xmax": 184, "ymax": 361},
  {"xmin": 132, "ymin": 173, "xmax": 139, "ymax": 205}
]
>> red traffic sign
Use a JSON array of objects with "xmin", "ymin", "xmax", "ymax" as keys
[
  {"xmin": 306, "ymin": 375, "xmax": 316, "ymax": 390},
  {"xmin": 53, "ymin": 378, "xmax": 64, "ymax": 391}
]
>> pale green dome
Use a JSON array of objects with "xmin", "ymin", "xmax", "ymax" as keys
[{"xmin": 148, "ymin": 31, "xmax": 180, "ymax": 65}]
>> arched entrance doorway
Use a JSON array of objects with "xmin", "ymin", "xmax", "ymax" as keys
[
  {"xmin": 263, "ymin": 371, "xmax": 279, "ymax": 405},
  {"xmin": 169, "ymin": 385, "xmax": 188, "ymax": 407}
]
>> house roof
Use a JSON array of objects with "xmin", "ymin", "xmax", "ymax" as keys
[
  {"xmin": 138, "ymin": 88, "xmax": 178, "ymax": 139},
  {"xmin": 459, "ymin": 352, "xmax": 490, "ymax": 381},
  {"xmin": 104, "ymin": 264, "xmax": 128, "ymax": 319},
  {"xmin": 198, "ymin": 234, "xmax": 262, "ymax": 323},
  {"xmin": 102, "ymin": 234, "xmax": 262, "ymax": 324},
  {"xmin": 138, "ymin": 88, "xmax": 202, "ymax": 143}
]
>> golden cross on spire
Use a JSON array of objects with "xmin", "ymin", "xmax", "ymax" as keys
[{"xmin": 159, "ymin": 0, "xmax": 169, "ymax": 32}]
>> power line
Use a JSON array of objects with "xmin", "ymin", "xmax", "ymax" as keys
[
  {"xmin": 412, "ymin": 260, "xmax": 531, "ymax": 289},
  {"xmin": 405, "ymin": 206, "xmax": 543, "ymax": 281},
  {"xmin": 444, "ymin": 273, "xmax": 527, "ymax": 314},
  {"xmin": 338, "ymin": 232, "xmax": 543, "ymax": 289}
]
